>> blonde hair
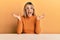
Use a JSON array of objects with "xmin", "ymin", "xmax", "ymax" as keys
[{"xmin": 23, "ymin": 2, "xmax": 35, "ymax": 18}]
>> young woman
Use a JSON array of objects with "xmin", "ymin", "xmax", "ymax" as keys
[{"xmin": 13, "ymin": 2, "xmax": 44, "ymax": 34}]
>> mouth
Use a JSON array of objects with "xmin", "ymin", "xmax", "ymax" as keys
[
  {"xmin": 28, "ymin": 12, "xmax": 32, "ymax": 15},
  {"xmin": 27, "ymin": 12, "xmax": 32, "ymax": 17},
  {"xmin": 28, "ymin": 12, "xmax": 31, "ymax": 13}
]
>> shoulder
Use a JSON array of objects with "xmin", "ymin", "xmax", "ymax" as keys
[
  {"xmin": 33, "ymin": 16, "xmax": 37, "ymax": 20},
  {"xmin": 34, "ymin": 16, "xmax": 40, "ymax": 21},
  {"xmin": 21, "ymin": 16, "xmax": 24, "ymax": 18},
  {"xmin": 20, "ymin": 16, "xmax": 25, "ymax": 20},
  {"xmin": 31, "ymin": 16, "xmax": 37, "ymax": 21},
  {"xmin": 32, "ymin": 16, "xmax": 37, "ymax": 18}
]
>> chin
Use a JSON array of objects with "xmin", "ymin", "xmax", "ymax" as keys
[{"xmin": 28, "ymin": 15, "xmax": 32, "ymax": 17}]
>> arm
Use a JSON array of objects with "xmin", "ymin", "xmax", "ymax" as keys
[
  {"xmin": 17, "ymin": 18, "xmax": 23, "ymax": 34},
  {"xmin": 35, "ymin": 17, "xmax": 41, "ymax": 34},
  {"xmin": 35, "ymin": 14, "xmax": 45, "ymax": 34},
  {"xmin": 13, "ymin": 14, "xmax": 23, "ymax": 34}
]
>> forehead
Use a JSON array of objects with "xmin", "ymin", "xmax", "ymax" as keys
[{"xmin": 25, "ymin": 4, "xmax": 34, "ymax": 8}]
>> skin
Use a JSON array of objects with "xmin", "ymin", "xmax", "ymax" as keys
[
  {"xmin": 25, "ymin": 5, "xmax": 34, "ymax": 17},
  {"xmin": 13, "ymin": 4, "xmax": 45, "ymax": 34},
  {"xmin": 13, "ymin": 4, "xmax": 45, "ymax": 20}
]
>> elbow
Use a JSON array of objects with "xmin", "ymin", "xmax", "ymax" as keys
[
  {"xmin": 35, "ymin": 29, "xmax": 41, "ymax": 34},
  {"xmin": 35, "ymin": 31, "xmax": 41, "ymax": 34},
  {"xmin": 17, "ymin": 32, "xmax": 22, "ymax": 34},
  {"xmin": 17, "ymin": 30, "xmax": 22, "ymax": 34}
]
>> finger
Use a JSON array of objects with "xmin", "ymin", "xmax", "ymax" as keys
[{"xmin": 13, "ymin": 14, "xmax": 18, "ymax": 18}]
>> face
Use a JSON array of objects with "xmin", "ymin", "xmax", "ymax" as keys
[{"xmin": 25, "ymin": 4, "xmax": 34, "ymax": 17}]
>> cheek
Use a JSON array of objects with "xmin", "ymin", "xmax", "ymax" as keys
[
  {"xmin": 26, "ymin": 10, "xmax": 28, "ymax": 13},
  {"xmin": 31, "ymin": 10, "xmax": 34, "ymax": 13},
  {"xmin": 26, "ymin": 10, "xmax": 29, "ymax": 15}
]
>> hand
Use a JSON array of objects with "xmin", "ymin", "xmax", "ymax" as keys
[
  {"xmin": 40, "ymin": 13, "xmax": 45, "ymax": 19},
  {"xmin": 37, "ymin": 13, "xmax": 45, "ymax": 20},
  {"xmin": 13, "ymin": 14, "xmax": 21, "ymax": 21}
]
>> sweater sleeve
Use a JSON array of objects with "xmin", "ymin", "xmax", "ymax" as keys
[
  {"xmin": 35, "ymin": 17, "xmax": 41, "ymax": 34},
  {"xmin": 17, "ymin": 19, "xmax": 23, "ymax": 34}
]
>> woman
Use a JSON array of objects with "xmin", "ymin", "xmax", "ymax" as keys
[{"xmin": 13, "ymin": 2, "xmax": 44, "ymax": 34}]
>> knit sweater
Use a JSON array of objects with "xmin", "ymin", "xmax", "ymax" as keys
[{"xmin": 17, "ymin": 16, "xmax": 41, "ymax": 34}]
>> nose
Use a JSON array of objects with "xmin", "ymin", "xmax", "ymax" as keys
[{"xmin": 28, "ymin": 9, "xmax": 31, "ymax": 12}]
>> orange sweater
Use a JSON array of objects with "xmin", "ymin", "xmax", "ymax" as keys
[{"xmin": 17, "ymin": 16, "xmax": 41, "ymax": 34}]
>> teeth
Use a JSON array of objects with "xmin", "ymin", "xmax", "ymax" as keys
[{"xmin": 28, "ymin": 12, "xmax": 31, "ymax": 14}]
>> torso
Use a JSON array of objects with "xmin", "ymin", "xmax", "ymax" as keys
[{"xmin": 22, "ymin": 16, "xmax": 36, "ymax": 34}]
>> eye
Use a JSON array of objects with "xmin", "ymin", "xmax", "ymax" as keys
[
  {"xmin": 31, "ymin": 7, "xmax": 33, "ymax": 9},
  {"xmin": 26, "ymin": 7, "xmax": 29, "ymax": 9}
]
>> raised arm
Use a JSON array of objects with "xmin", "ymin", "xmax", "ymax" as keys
[
  {"xmin": 13, "ymin": 14, "xmax": 23, "ymax": 34},
  {"xmin": 35, "ymin": 16, "xmax": 41, "ymax": 34},
  {"xmin": 17, "ymin": 20, "xmax": 23, "ymax": 34},
  {"xmin": 35, "ymin": 14, "xmax": 45, "ymax": 34}
]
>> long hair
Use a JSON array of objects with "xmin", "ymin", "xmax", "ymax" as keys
[{"xmin": 23, "ymin": 2, "xmax": 35, "ymax": 18}]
